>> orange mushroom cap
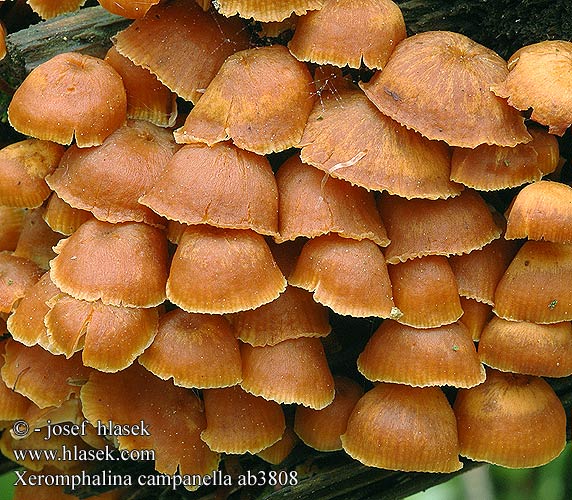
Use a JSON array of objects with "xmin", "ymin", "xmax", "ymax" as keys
[
  {"xmin": 27, "ymin": 0, "xmax": 86, "ymax": 19},
  {"xmin": 0, "ymin": 252, "xmax": 43, "ymax": 314},
  {"xmin": 43, "ymin": 192, "xmax": 94, "ymax": 236},
  {"xmin": 8, "ymin": 52, "xmax": 127, "ymax": 147},
  {"xmin": 0, "ymin": 207, "xmax": 25, "ymax": 252},
  {"xmin": 214, "ymin": 0, "xmax": 325, "ymax": 22},
  {"xmin": 459, "ymin": 297, "xmax": 493, "ymax": 342},
  {"xmin": 360, "ymin": 31, "xmax": 531, "ymax": 148},
  {"xmin": 98, "ymin": 0, "xmax": 161, "ymax": 18}
]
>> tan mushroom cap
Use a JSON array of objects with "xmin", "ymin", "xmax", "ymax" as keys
[
  {"xmin": 299, "ymin": 87, "xmax": 460, "ymax": 199},
  {"xmin": 454, "ymin": 369, "xmax": 567, "ymax": 468},
  {"xmin": 98, "ymin": 0, "xmax": 161, "ymax": 18},
  {"xmin": 50, "ymin": 220, "xmax": 168, "ymax": 308},
  {"xmin": 450, "ymin": 126, "xmax": 559, "ymax": 190},
  {"xmin": 361, "ymin": 31, "xmax": 531, "ymax": 148},
  {"xmin": 0, "ymin": 207, "xmax": 25, "ymax": 252},
  {"xmin": 289, "ymin": 0, "xmax": 405, "ymax": 69},
  {"xmin": 7, "ymin": 272, "xmax": 60, "ymax": 349},
  {"xmin": 388, "ymin": 256, "xmax": 463, "ymax": 328},
  {"xmin": 105, "ymin": 46, "xmax": 177, "ymax": 127},
  {"xmin": 113, "ymin": 0, "xmax": 250, "ymax": 104},
  {"xmin": 449, "ymin": 237, "xmax": 520, "ymax": 306},
  {"xmin": 341, "ymin": 383, "xmax": 462, "ymax": 472},
  {"xmin": 167, "ymin": 225, "xmax": 286, "ymax": 314},
  {"xmin": 46, "ymin": 120, "xmax": 177, "ymax": 227},
  {"xmin": 0, "ymin": 139, "xmax": 64, "ymax": 208},
  {"xmin": 0, "ymin": 340, "xmax": 33, "ymax": 422},
  {"xmin": 378, "ymin": 190, "xmax": 501, "ymax": 264},
  {"xmin": 201, "ymin": 385, "xmax": 285, "ymax": 454},
  {"xmin": 27, "ymin": 0, "xmax": 86, "ymax": 19},
  {"xmin": 505, "ymin": 180, "xmax": 572, "ymax": 243},
  {"xmin": 140, "ymin": 142, "xmax": 278, "ymax": 236},
  {"xmin": 494, "ymin": 241, "xmax": 572, "ymax": 323},
  {"xmin": 45, "ymin": 295, "xmax": 159, "ymax": 372},
  {"xmin": 229, "ymin": 285, "xmax": 331, "ymax": 346},
  {"xmin": 81, "ymin": 364, "xmax": 220, "ymax": 483},
  {"xmin": 138, "ymin": 309, "xmax": 242, "ymax": 388},
  {"xmin": 256, "ymin": 426, "xmax": 298, "ymax": 464},
  {"xmin": 1, "ymin": 339, "xmax": 91, "ymax": 409},
  {"xmin": 214, "ymin": 0, "xmax": 325, "ymax": 22},
  {"xmin": 0, "ymin": 252, "xmax": 43, "ymax": 314},
  {"xmin": 43, "ymin": 192, "xmax": 94, "ymax": 236},
  {"xmin": 289, "ymin": 234, "xmax": 398, "ymax": 318},
  {"xmin": 459, "ymin": 297, "xmax": 493, "ymax": 342},
  {"xmin": 275, "ymin": 154, "xmax": 388, "ymax": 245},
  {"xmin": 358, "ymin": 321, "xmax": 485, "ymax": 388},
  {"xmin": 491, "ymin": 40, "xmax": 572, "ymax": 136},
  {"xmin": 8, "ymin": 52, "xmax": 127, "ymax": 147},
  {"xmin": 294, "ymin": 376, "xmax": 363, "ymax": 451},
  {"xmin": 174, "ymin": 45, "xmax": 316, "ymax": 155},
  {"xmin": 479, "ymin": 317, "xmax": 572, "ymax": 378},
  {"xmin": 240, "ymin": 337, "xmax": 335, "ymax": 409}
]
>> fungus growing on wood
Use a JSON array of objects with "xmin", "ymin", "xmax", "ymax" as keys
[
  {"xmin": 8, "ymin": 52, "xmax": 127, "ymax": 147},
  {"xmin": 357, "ymin": 321, "xmax": 485, "ymax": 388},
  {"xmin": 491, "ymin": 40, "xmax": 572, "ymax": 136},
  {"xmin": 361, "ymin": 31, "xmax": 531, "ymax": 148}
]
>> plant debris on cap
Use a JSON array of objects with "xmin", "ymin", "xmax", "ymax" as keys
[
  {"xmin": 174, "ymin": 45, "xmax": 316, "ymax": 155},
  {"xmin": 341, "ymin": 383, "xmax": 462, "ymax": 472},
  {"xmin": 491, "ymin": 40, "xmax": 572, "ymax": 136},
  {"xmin": 8, "ymin": 53, "xmax": 127, "ymax": 148},
  {"xmin": 361, "ymin": 31, "xmax": 531, "ymax": 148},
  {"xmin": 138, "ymin": 309, "xmax": 242, "ymax": 388},
  {"xmin": 358, "ymin": 321, "xmax": 485, "ymax": 388},
  {"xmin": 299, "ymin": 87, "xmax": 461, "ymax": 199},
  {"xmin": 112, "ymin": 0, "xmax": 250, "ymax": 104},
  {"xmin": 140, "ymin": 142, "xmax": 278, "ymax": 236},
  {"xmin": 213, "ymin": 0, "xmax": 325, "ymax": 22}
]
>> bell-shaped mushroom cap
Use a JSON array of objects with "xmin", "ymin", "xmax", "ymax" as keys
[
  {"xmin": 81, "ymin": 363, "xmax": 220, "ymax": 482},
  {"xmin": 105, "ymin": 46, "xmax": 177, "ymax": 127},
  {"xmin": 46, "ymin": 120, "xmax": 177, "ymax": 227},
  {"xmin": 240, "ymin": 337, "xmax": 335, "ymax": 409},
  {"xmin": 50, "ymin": 220, "xmax": 168, "ymax": 308},
  {"xmin": 98, "ymin": 0, "xmax": 161, "ymax": 18},
  {"xmin": 449, "ymin": 238, "xmax": 520, "ymax": 306},
  {"xmin": 289, "ymin": 0, "xmax": 405, "ymax": 69},
  {"xmin": 45, "ymin": 295, "xmax": 159, "ymax": 372},
  {"xmin": 358, "ymin": 321, "xmax": 485, "ymax": 388},
  {"xmin": 294, "ymin": 376, "xmax": 363, "ymax": 451},
  {"xmin": 491, "ymin": 41, "xmax": 572, "ymax": 136},
  {"xmin": 494, "ymin": 241, "xmax": 572, "ymax": 323},
  {"xmin": 0, "ymin": 207, "xmax": 25, "ymax": 252},
  {"xmin": 214, "ymin": 0, "xmax": 325, "ymax": 22},
  {"xmin": 7, "ymin": 272, "xmax": 60, "ymax": 349},
  {"xmin": 1, "ymin": 339, "xmax": 91, "ymax": 409},
  {"xmin": 229, "ymin": 285, "xmax": 331, "ymax": 346},
  {"xmin": 0, "ymin": 139, "xmax": 64, "ymax": 208},
  {"xmin": 378, "ymin": 190, "xmax": 501, "ymax": 264},
  {"xmin": 27, "ymin": 0, "xmax": 86, "ymax": 19},
  {"xmin": 140, "ymin": 142, "xmax": 278, "ymax": 236},
  {"xmin": 43, "ymin": 193, "xmax": 94, "ymax": 236},
  {"xmin": 174, "ymin": 45, "xmax": 315, "ymax": 155},
  {"xmin": 478, "ymin": 317, "xmax": 572, "ymax": 378},
  {"xmin": 505, "ymin": 180, "xmax": 572, "ymax": 243},
  {"xmin": 256, "ymin": 426, "xmax": 298, "ymax": 464},
  {"xmin": 112, "ymin": 0, "xmax": 250, "ymax": 104},
  {"xmin": 360, "ymin": 31, "xmax": 531, "ymax": 148},
  {"xmin": 275, "ymin": 154, "xmax": 388, "ymax": 245},
  {"xmin": 388, "ymin": 256, "xmax": 463, "ymax": 328},
  {"xmin": 289, "ymin": 234, "xmax": 398, "ymax": 318},
  {"xmin": 167, "ymin": 225, "xmax": 286, "ymax": 314},
  {"xmin": 450, "ymin": 127, "xmax": 559, "ymax": 190},
  {"xmin": 201, "ymin": 385, "xmax": 285, "ymax": 454},
  {"xmin": 454, "ymin": 369, "xmax": 567, "ymax": 468},
  {"xmin": 0, "ymin": 340, "xmax": 34, "ymax": 422},
  {"xmin": 0, "ymin": 253, "xmax": 43, "ymax": 314},
  {"xmin": 138, "ymin": 309, "xmax": 242, "ymax": 388},
  {"xmin": 8, "ymin": 52, "xmax": 127, "ymax": 148},
  {"xmin": 341, "ymin": 383, "xmax": 462, "ymax": 472},
  {"xmin": 459, "ymin": 297, "xmax": 493, "ymax": 342},
  {"xmin": 299, "ymin": 87, "xmax": 460, "ymax": 199}
]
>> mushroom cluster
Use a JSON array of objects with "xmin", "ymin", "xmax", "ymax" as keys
[{"xmin": 0, "ymin": 0, "xmax": 570, "ymax": 497}]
